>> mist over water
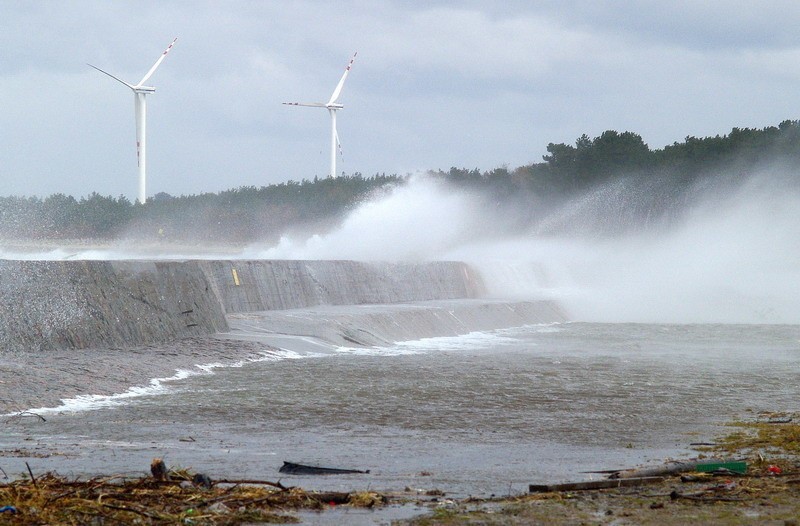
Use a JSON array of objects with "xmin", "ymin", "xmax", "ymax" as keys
[
  {"xmin": 249, "ymin": 172, "xmax": 800, "ymax": 324},
  {"xmin": 3, "ymin": 170, "xmax": 798, "ymax": 324}
]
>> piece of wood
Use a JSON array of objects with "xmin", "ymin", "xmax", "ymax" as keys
[
  {"xmin": 529, "ymin": 476, "xmax": 667, "ymax": 493},
  {"xmin": 214, "ymin": 478, "xmax": 290, "ymax": 490},
  {"xmin": 609, "ymin": 460, "xmax": 746, "ymax": 479},
  {"xmin": 25, "ymin": 462, "xmax": 37, "ymax": 489},
  {"xmin": 279, "ymin": 461, "xmax": 369, "ymax": 475}
]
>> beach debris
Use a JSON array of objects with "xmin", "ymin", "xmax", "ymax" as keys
[
  {"xmin": 0, "ymin": 471, "xmax": 387, "ymax": 524},
  {"xmin": 768, "ymin": 464, "xmax": 784, "ymax": 476},
  {"xmin": 529, "ymin": 476, "xmax": 667, "ymax": 493},
  {"xmin": 207, "ymin": 501, "xmax": 230, "ymax": 513},
  {"xmin": 538, "ymin": 459, "xmax": 749, "ymax": 493},
  {"xmin": 25, "ymin": 462, "xmax": 37, "ymax": 489},
  {"xmin": 680, "ymin": 474, "xmax": 711, "ymax": 482},
  {"xmin": 757, "ymin": 411, "xmax": 794, "ymax": 424},
  {"xmin": 602, "ymin": 459, "xmax": 747, "ymax": 479},
  {"xmin": 670, "ymin": 480, "xmax": 742, "ymax": 502},
  {"xmin": 279, "ymin": 461, "xmax": 370, "ymax": 475},
  {"xmin": 192, "ymin": 472, "xmax": 213, "ymax": 488},
  {"xmin": 150, "ymin": 457, "xmax": 170, "ymax": 481},
  {"xmin": 213, "ymin": 478, "xmax": 290, "ymax": 491},
  {"xmin": 694, "ymin": 461, "xmax": 748, "ymax": 475}
]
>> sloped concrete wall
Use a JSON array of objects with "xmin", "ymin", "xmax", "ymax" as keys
[
  {"xmin": 0, "ymin": 259, "xmax": 569, "ymax": 353},
  {"xmin": 199, "ymin": 260, "xmax": 485, "ymax": 313},
  {"xmin": 225, "ymin": 300, "xmax": 567, "ymax": 349},
  {"xmin": 0, "ymin": 260, "xmax": 228, "ymax": 352},
  {"xmin": 0, "ymin": 260, "xmax": 488, "ymax": 352}
]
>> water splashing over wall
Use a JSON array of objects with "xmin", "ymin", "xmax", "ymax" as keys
[
  {"xmin": 249, "ymin": 171, "xmax": 800, "ymax": 324},
  {"xmin": 3, "ymin": 169, "xmax": 798, "ymax": 324}
]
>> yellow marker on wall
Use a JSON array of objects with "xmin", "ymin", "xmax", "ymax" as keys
[{"xmin": 231, "ymin": 268, "xmax": 241, "ymax": 286}]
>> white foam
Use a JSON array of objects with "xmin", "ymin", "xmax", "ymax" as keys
[
  {"xmin": 9, "ymin": 326, "xmax": 538, "ymax": 416},
  {"xmin": 334, "ymin": 346, "xmax": 424, "ymax": 356},
  {"xmin": 9, "ymin": 349, "xmax": 314, "ymax": 416},
  {"xmin": 336, "ymin": 329, "xmax": 522, "ymax": 357},
  {"xmin": 496, "ymin": 323, "xmax": 564, "ymax": 335}
]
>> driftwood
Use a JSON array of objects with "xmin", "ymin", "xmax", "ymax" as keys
[
  {"xmin": 766, "ymin": 417, "xmax": 793, "ymax": 424},
  {"xmin": 214, "ymin": 478, "xmax": 291, "ymax": 490},
  {"xmin": 529, "ymin": 477, "xmax": 667, "ymax": 493},
  {"xmin": 670, "ymin": 481, "xmax": 743, "ymax": 503},
  {"xmin": 607, "ymin": 460, "xmax": 746, "ymax": 479},
  {"xmin": 7, "ymin": 411, "xmax": 47, "ymax": 423},
  {"xmin": 279, "ymin": 461, "xmax": 369, "ymax": 475},
  {"xmin": 25, "ymin": 462, "xmax": 37, "ymax": 489},
  {"xmin": 537, "ymin": 459, "xmax": 749, "ymax": 493},
  {"xmin": 670, "ymin": 492, "xmax": 743, "ymax": 502}
]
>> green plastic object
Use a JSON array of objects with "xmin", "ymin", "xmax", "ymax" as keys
[{"xmin": 695, "ymin": 461, "xmax": 747, "ymax": 474}]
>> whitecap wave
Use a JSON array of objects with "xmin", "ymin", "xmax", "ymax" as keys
[{"xmin": 10, "ymin": 349, "xmax": 315, "ymax": 416}]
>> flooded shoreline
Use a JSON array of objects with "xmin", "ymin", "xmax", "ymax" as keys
[{"xmin": 3, "ymin": 321, "xmax": 798, "ymax": 504}]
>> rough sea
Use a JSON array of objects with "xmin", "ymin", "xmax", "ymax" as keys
[{"xmin": 3, "ymin": 321, "xmax": 798, "ymax": 505}]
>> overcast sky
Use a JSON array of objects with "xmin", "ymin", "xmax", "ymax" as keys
[{"xmin": 2, "ymin": 1, "xmax": 800, "ymax": 200}]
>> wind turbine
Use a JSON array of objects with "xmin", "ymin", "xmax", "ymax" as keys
[
  {"xmin": 284, "ymin": 52, "xmax": 357, "ymax": 178},
  {"xmin": 89, "ymin": 37, "xmax": 177, "ymax": 204}
]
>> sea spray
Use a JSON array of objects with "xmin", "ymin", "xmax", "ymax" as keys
[
  {"xmin": 4, "ymin": 169, "xmax": 799, "ymax": 324},
  {"xmin": 251, "ymin": 170, "xmax": 800, "ymax": 324},
  {"xmin": 244, "ymin": 175, "xmax": 486, "ymax": 261}
]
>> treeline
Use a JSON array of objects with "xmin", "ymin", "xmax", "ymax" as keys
[
  {"xmin": 0, "ymin": 173, "xmax": 401, "ymax": 243},
  {"xmin": 436, "ymin": 119, "xmax": 800, "ymax": 197},
  {"xmin": 2, "ymin": 120, "xmax": 799, "ymax": 242}
]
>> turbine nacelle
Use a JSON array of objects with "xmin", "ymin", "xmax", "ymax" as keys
[
  {"xmin": 283, "ymin": 52, "xmax": 357, "ymax": 178},
  {"xmin": 89, "ymin": 37, "xmax": 177, "ymax": 204}
]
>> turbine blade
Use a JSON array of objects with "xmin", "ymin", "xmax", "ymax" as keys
[
  {"xmin": 88, "ymin": 64, "xmax": 135, "ymax": 89},
  {"xmin": 327, "ymin": 52, "xmax": 357, "ymax": 106},
  {"xmin": 335, "ymin": 128, "xmax": 344, "ymax": 161},
  {"xmin": 137, "ymin": 37, "xmax": 177, "ymax": 87},
  {"xmin": 283, "ymin": 102, "xmax": 328, "ymax": 107},
  {"xmin": 134, "ymin": 95, "xmax": 142, "ymax": 167}
]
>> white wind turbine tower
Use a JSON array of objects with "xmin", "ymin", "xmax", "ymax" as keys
[
  {"xmin": 89, "ymin": 38, "xmax": 177, "ymax": 204},
  {"xmin": 284, "ymin": 52, "xmax": 357, "ymax": 178}
]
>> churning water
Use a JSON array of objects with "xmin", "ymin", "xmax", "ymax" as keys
[{"xmin": 3, "ymin": 321, "xmax": 799, "ymax": 498}]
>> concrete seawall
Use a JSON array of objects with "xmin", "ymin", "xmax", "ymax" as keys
[
  {"xmin": 0, "ymin": 260, "xmax": 228, "ymax": 352},
  {"xmin": 199, "ymin": 260, "xmax": 484, "ymax": 313},
  {"xmin": 0, "ymin": 259, "xmax": 562, "ymax": 352},
  {"xmin": 224, "ymin": 300, "xmax": 567, "ymax": 350}
]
